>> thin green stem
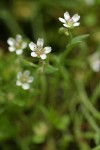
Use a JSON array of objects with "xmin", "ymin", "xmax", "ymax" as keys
[
  {"xmin": 61, "ymin": 29, "xmax": 73, "ymax": 63},
  {"xmin": 74, "ymin": 79, "xmax": 100, "ymax": 120},
  {"xmin": 81, "ymin": 106, "xmax": 100, "ymax": 132}
]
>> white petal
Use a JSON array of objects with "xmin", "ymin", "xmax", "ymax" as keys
[
  {"xmin": 16, "ymin": 49, "xmax": 23, "ymax": 55},
  {"xmin": 29, "ymin": 42, "xmax": 36, "ymax": 51},
  {"xmin": 7, "ymin": 38, "xmax": 15, "ymax": 46},
  {"xmin": 91, "ymin": 52, "xmax": 99, "ymax": 60},
  {"xmin": 21, "ymin": 42, "xmax": 27, "ymax": 49},
  {"xmin": 64, "ymin": 12, "xmax": 70, "ymax": 20},
  {"xmin": 24, "ymin": 70, "xmax": 30, "ymax": 76},
  {"xmin": 28, "ymin": 76, "xmax": 34, "ymax": 83},
  {"xmin": 40, "ymin": 54, "xmax": 47, "ymax": 60},
  {"xmin": 16, "ymin": 34, "xmax": 22, "ymax": 41},
  {"xmin": 44, "ymin": 47, "xmax": 51, "ymax": 54},
  {"xmin": 73, "ymin": 22, "xmax": 80, "ymax": 26},
  {"xmin": 72, "ymin": 14, "xmax": 80, "ymax": 22},
  {"xmin": 31, "ymin": 52, "xmax": 37, "ymax": 57},
  {"xmin": 59, "ymin": 17, "xmax": 66, "ymax": 23},
  {"xmin": 17, "ymin": 72, "xmax": 22, "ymax": 79},
  {"xmin": 63, "ymin": 24, "xmax": 70, "ymax": 28},
  {"xmin": 37, "ymin": 38, "xmax": 44, "ymax": 47},
  {"xmin": 16, "ymin": 80, "xmax": 22, "ymax": 86},
  {"xmin": 8, "ymin": 46, "xmax": 15, "ymax": 52},
  {"xmin": 91, "ymin": 61, "xmax": 100, "ymax": 72},
  {"xmin": 22, "ymin": 83, "xmax": 30, "ymax": 90}
]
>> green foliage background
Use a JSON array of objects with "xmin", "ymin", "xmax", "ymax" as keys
[{"xmin": 0, "ymin": 0, "xmax": 100, "ymax": 150}]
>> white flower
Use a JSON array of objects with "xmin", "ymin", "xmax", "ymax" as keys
[
  {"xmin": 89, "ymin": 52, "xmax": 100, "ymax": 72},
  {"xmin": 16, "ymin": 70, "xmax": 34, "ymax": 90},
  {"xmin": 29, "ymin": 38, "xmax": 52, "ymax": 60},
  {"xmin": 7, "ymin": 34, "xmax": 27, "ymax": 55},
  {"xmin": 59, "ymin": 11, "xmax": 80, "ymax": 29}
]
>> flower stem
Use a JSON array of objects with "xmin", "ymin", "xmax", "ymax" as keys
[{"xmin": 61, "ymin": 29, "xmax": 73, "ymax": 63}]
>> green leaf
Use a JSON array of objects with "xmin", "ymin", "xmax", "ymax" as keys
[
  {"xmin": 72, "ymin": 34, "xmax": 89, "ymax": 42},
  {"xmin": 67, "ymin": 34, "xmax": 89, "ymax": 50},
  {"xmin": 44, "ymin": 64, "xmax": 58, "ymax": 74},
  {"xmin": 20, "ymin": 58, "xmax": 37, "ymax": 67},
  {"xmin": 67, "ymin": 41, "xmax": 81, "ymax": 50},
  {"xmin": 40, "ymin": 107, "xmax": 59, "ymax": 127},
  {"xmin": 32, "ymin": 135, "xmax": 45, "ymax": 144},
  {"xmin": 56, "ymin": 115, "xmax": 70, "ymax": 131}
]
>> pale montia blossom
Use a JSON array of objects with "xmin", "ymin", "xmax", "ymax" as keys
[
  {"xmin": 59, "ymin": 11, "xmax": 80, "ymax": 29},
  {"xmin": 16, "ymin": 70, "xmax": 34, "ymax": 90},
  {"xmin": 29, "ymin": 38, "xmax": 52, "ymax": 60},
  {"xmin": 89, "ymin": 52, "xmax": 100, "ymax": 72},
  {"xmin": 7, "ymin": 34, "xmax": 27, "ymax": 55}
]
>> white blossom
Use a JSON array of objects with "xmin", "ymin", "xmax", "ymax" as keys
[
  {"xmin": 7, "ymin": 34, "xmax": 27, "ymax": 55},
  {"xmin": 29, "ymin": 38, "xmax": 52, "ymax": 60},
  {"xmin": 59, "ymin": 11, "xmax": 80, "ymax": 29},
  {"xmin": 89, "ymin": 52, "xmax": 100, "ymax": 72},
  {"xmin": 16, "ymin": 70, "xmax": 34, "ymax": 90}
]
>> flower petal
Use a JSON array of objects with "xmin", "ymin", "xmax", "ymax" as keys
[
  {"xmin": 7, "ymin": 38, "xmax": 15, "ymax": 46},
  {"xmin": 16, "ymin": 49, "xmax": 23, "ymax": 55},
  {"xmin": 72, "ymin": 14, "xmax": 80, "ymax": 22},
  {"xmin": 91, "ymin": 60, "xmax": 100, "ymax": 72},
  {"xmin": 16, "ymin": 34, "xmax": 22, "ymax": 42},
  {"xmin": 29, "ymin": 42, "xmax": 36, "ymax": 51},
  {"xmin": 22, "ymin": 83, "xmax": 30, "ymax": 90},
  {"xmin": 73, "ymin": 22, "xmax": 80, "ymax": 26},
  {"xmin": 40, "ymin": 54, "xmax": 47, "ymax": 60},
  {"xmin": 44, "ymin": 47, "xmax": 52, "ymax": 54},
  {"xmin": 17, "ymin": 72, "xmax": 22, "ymax": 79},
  {"xmin": 16, "ymin": 80, "xmax": 22, "ymax": 86},
  {"xmin": 59, "ymin": 17, "xmax": 66, "ymax": 23},
  {"xmin": 8, "ymin": 46, "xmax": 15, "ymax": 52},
  {"xmin": 31, "ymin": 52, "xmax": 37, "ymax": 57},
  {"xmin": 28, "ymin": 76, "xmax": 34, "ymax": 83},
  {"xmin": 24, "ymin": 70, "xmax": 30, "ymax": 76},
  {"xmin": 63, "ymin": 24, "xmax": 70, "ymax": 28},
  {"xmin": 37, "ymin": 38, "xmax": 44, "ymax": 47},
  {"xmin": 21, "ymin": 42, "xmax": 27, "ymax": 49},
  {"xmin": 64, "ymin": 12, "xmax": 70, "ymax": 20}
]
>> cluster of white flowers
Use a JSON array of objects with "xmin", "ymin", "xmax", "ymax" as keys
[
  {"xmin": 16, "ymin": 70, "xmax": 34, "ymax": 90},
  {"xmin": 89, "ymin": 52, "xmax": 100, "ymax": 72},
  {"xmin": 59, "ymin": 11, "xmax": 80, "ymax": 29},
  {"xmin": 7, "ymin": 35, "xmax": 52, "ymax": 60},
  {"xmin": 8, "ymin": 11, "xmax": 81, "ymax": 90},
  {"xmin": 7, "ymin": 35, "xmax": 52, "ymax": 90},
  {"xmin": 7, "ymin": 34, "xmax": 27, "ymax": 55}
]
